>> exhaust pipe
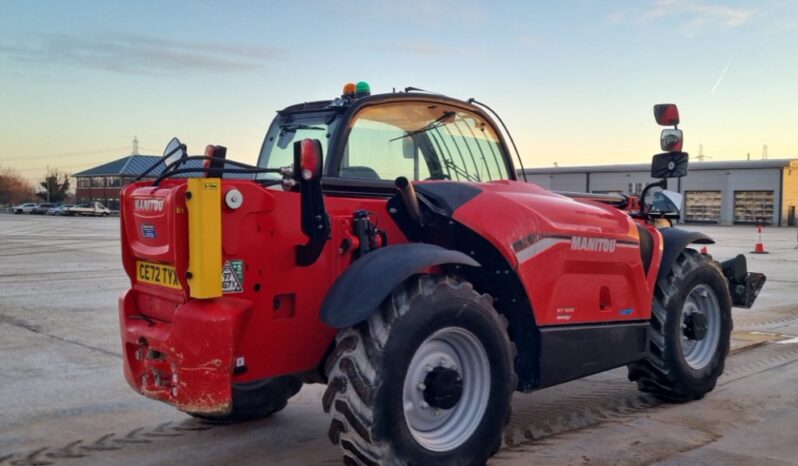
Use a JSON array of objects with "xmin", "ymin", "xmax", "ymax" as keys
[{"xmin": 395, "ymin": 177, "xmax": 423, "ymax": 226}]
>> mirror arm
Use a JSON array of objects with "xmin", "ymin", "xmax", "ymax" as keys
[
  {"xmin": 135, "ymin": 143, "xmax": 187, "ymax": 181},
  {"xmin": 295, "ymin": 177, "xmax": 330, "ymax": 266}
]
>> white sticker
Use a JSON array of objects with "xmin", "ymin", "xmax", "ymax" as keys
[{"xmin": 222, "ymin": 260, "xmax": 243, "ymax": 293}]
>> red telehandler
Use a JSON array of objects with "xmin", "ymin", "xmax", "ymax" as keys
[{"xmin": 119, "ymin": 83, "xmax": 765, "ymax": 465}]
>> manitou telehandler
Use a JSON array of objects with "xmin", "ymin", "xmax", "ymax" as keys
[{"xmin": 118, "ymin": 82, "xmax": 765, "ymax": 465}]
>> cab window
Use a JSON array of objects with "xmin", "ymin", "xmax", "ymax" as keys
[{"xmin": 340, "ymin": 101, "xmax": 510, "ymax": 182}]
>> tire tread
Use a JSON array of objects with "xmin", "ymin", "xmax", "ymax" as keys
[{"xmin": 323, "ymin": 274, "xmax": 513, "ymax": 465}]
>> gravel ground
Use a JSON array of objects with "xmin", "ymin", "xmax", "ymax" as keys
[{"xmin": 1, "ymin": 214, "xmax": 797, "ymax": 465}]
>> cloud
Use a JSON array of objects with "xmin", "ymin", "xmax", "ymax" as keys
[
  {"xmin": 0, "ymin": 32, "xmax": 285, "ymax": 76},
  {"xmin": 385, "ymin": 40, "xmax": 477, "ymax": 57},
  {"xmin": 609, "ymin": 0, "xmax": 759, "ymax": 34}
]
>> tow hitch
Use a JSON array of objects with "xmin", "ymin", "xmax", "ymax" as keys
[{"xmin": 721, "ymin": 254, "xmax": 767, "ymax": 308}]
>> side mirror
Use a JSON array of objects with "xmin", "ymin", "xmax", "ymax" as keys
[
  {"xmin": 660, "ymin": 129, "xmax": 683, "ymax": 152},
  {"xmin": 651, "ymin": 190, "xmax": 683, "ymax": 213},
  {"xmin": 654, "ymin": 104, "xmax": 679, "ymax": 126},
  {"xmin": 651, "ymin": 152, "xmax": 688, "ymax": 178},
  {"xmin": 293, "ymin": 138, "xmax": 323, "ymax": 181},
  {"xmin": 163, "ymin": 137, "xmax": 188, "ymax": 169}
]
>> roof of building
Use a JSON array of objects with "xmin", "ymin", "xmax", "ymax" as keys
[
  {"xmin": 73, "ymin": 155, "xmax": 255, "ymax": 179},
  {"xmin": 521, "ymin": 158, "xmax": 798, "ymax": 175}
]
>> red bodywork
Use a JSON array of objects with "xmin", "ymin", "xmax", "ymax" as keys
[{"xmin": 119, "ymin": 176, "xmax": 662, "ymax": 414}]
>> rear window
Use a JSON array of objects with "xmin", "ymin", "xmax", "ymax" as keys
[
  {"xmin": 340, "ymin": 101, "xmax": 510, "ymax": 182},
  {"xmin": 257, "ymin": 111, "xmax": 339, "ymax": 180}
]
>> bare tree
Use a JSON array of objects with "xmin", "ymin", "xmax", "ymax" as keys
[{"xmin": 0, "ymin": 167, "xmax": 36, "ymax": 206}]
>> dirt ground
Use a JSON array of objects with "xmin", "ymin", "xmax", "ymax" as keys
[{"xmin": 1, "ymin": 215, "xmax": 797, "ymax": 465}]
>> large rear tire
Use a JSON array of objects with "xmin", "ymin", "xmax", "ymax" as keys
[
  {"xmin": 323, "ymin": 275, "xmax": 515, "ymax": 466},
  {"xmin": 189, "ymin": 375, "xmax": 302, "ymax": 424},
  {"xmin": 629, "ymin": 249, "xmax": 732, "ymax": 402}
]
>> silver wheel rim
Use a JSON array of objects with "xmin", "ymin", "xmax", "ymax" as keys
[
  {"xmin": 680, "ymin": 284, "xmax": 721, "ymax": 370},
  {"xmin": 402, "ymin": 327, "xmax": 490, "ymax": 452}
]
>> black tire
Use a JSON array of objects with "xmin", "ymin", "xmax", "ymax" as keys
[
  {"xmin": 189, "ymin": 375, "xmax": 302, "ymax": 424},
  {"xmin": 323, "ymin": 275, "xmax": 515, "ymax": 466},
  {"xmin": 629, "ymin": 249, "xmax": 732, "ymax": 402}
]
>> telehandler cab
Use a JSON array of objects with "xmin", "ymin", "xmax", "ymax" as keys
[{"xmin": 119, "ymin": 83, "xmax": 765, "ymax": 465}]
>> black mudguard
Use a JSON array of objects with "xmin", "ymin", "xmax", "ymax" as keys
[
  {"xmin": 657, "ymin": 227, "xmax": 714, "ymax": 283},
  {"xmin": 319, "ymin": 243, "xmax": 480, "ymax": 329}
]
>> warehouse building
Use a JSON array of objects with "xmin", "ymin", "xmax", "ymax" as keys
[{"xmin": 522, "ymin": 159, "xmax": 798, "ymax": 226}]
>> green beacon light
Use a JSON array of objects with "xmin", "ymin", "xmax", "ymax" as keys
[{"xmin": 355, "ymin": 81, "xmax": 371, "ymax": 98}]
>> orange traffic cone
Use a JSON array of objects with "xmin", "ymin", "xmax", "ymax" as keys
[{"xmin": 751, "ymin": 224, "xmax": 769, "ymax": 254}]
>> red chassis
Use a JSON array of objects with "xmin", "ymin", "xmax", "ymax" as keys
[{"xmin": 119, "ymin": 176, "xmax": 661, "ymax": 411}]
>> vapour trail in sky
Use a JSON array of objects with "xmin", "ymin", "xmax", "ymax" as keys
[{"xmin": 711, "ymin": 58, "xmax": 733, "ymax": 94}]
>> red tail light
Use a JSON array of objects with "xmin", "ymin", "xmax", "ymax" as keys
[
  {"xmin": 654, "ymin": 104, "xmax": 680, "ymax": 126},
  {"xmin": 296, "ymin": 138, "xmax": 322, "ymax": 181}
]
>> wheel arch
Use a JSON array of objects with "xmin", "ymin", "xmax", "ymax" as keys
[
  {"xmin": 657, "ymin": 227, "xmax": 715, "ymax": 284},
  {"xmin": 319, "ymin": 243, "xmax": 480, "ymax": 329},
  {"xmin": 432, "ymin": 220, "xmax": 541, "ymax": 392}
]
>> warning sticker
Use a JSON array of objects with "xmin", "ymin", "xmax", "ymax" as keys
[{"xmin": 222, "ymin": 259, "xmax": 244, "ymax": 293}]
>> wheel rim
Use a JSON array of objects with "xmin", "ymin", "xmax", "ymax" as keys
[
  {"xmin": 679, "ymin": 284, "xmax": 721, "ymax": 370},
  {"xmin": 402, "ymin": 327, "xmax": 490, "ymax": 452}
]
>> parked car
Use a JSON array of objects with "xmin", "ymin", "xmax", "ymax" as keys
[
  {"xmin": 12, "ymin": 203, "xmax": 38, "ymax": 214},
  {"xmin": 32, "ymin": 203, "xmax": 57, "ymax": 215},
  {"xmin": 47, "ymin": 204, "xmax": 73, "ymax": 215},
  {"xmin": 66, "ymin": 202, "xmax": 111, "ymax": 217}
]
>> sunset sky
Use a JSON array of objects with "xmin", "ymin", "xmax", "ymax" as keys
[{"xmin": 1, "ymin": 0, "xmax": 797, "ymax": 182}]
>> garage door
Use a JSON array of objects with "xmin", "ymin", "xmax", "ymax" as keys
[
  {"xmin": 734, "ymin": 191, "xmax": 775, "ymax": 224},
  {"xmin": 684, "ymin": 191, "xmax": 722, "ymax": 223}
]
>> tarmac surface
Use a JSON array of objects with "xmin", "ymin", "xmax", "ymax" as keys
[{"xmin": 1, "ymin": 214, "xmax": 797, "ymax": 465}]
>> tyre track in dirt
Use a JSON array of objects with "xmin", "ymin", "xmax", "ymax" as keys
[
  {"xmin": 5, "ymin": 341, "xmax": 796, "ymax": 466},
  {"xmin": 732, "ymin": 305, "xmax": 798, "ymax": 329},
  {"xmin": 0, "ymin": 422, "xmax": 211, "ymax": 466},
  {"xmin": 501, "ymin": 340, "xmax": 798, "ymax": 452}
]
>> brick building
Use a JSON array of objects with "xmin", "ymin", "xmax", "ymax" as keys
[
  {"xmin": 73, "ymin": 155, "xmax": 163, "ymax": 210},
  {"xmin": 74, "ymin": 155, "xmax": 254, "ymax": 210}
]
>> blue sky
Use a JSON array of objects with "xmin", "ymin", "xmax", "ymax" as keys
[{"xmin": 1, "ymin": 0, "xmax": 797, "ymax": 181}]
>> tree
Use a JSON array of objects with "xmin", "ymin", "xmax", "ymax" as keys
[
  {"xmin": 37, "ymin": 168, "xmax": 71, "ymax": 203},
  {"xmin": 0, "ymin": 167, "xmax": 36, "ymax": 206}
]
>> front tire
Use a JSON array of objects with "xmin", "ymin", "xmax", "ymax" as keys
[
  {"xmin": 629, "ymin": 249, "xmax": 732, "ymax": 401},
  {"xmin": 323, "ymin": 275, "xmax": 515, "ymax": 466}
]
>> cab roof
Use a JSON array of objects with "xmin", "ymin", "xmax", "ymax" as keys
[{"xmin": 278, "ymin": 92, "xmax": 476, "ymax": 116}]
